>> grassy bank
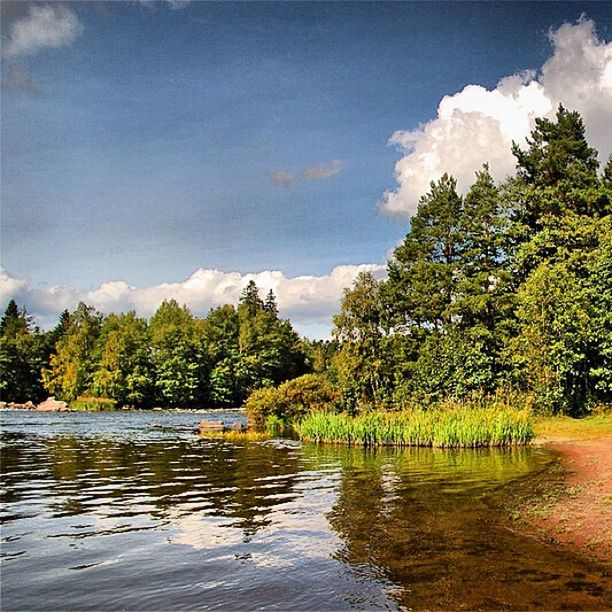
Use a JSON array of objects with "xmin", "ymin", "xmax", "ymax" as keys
[
  {"xmin": 295, "ymin": 408, "xmax": 534, "ymax": 448},
  {"xmin": 533, "ymin": 413, "xmax": 612, "ymax": 441}
]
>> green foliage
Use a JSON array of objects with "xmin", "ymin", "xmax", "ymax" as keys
[
  {"xmin": 333, "ymin": 271, "xmax": 392, "ymax": 410},
  {"xmin": 387, "ymin": 173, "xmax": 463, "ymax": 328},
  {"xmin": 244, "ymin": 373, "xmax": 337, "ymax": 428},
  {"xmin": 3, "ymin": 107, "xmax": 611, "ymax": 416},
  {"xmin": 71, "ymin": 395, "xmax": 117, "ymax": 411},
  {"xmin": 588, "ymin": 223, "xmax": 612, "ymax": 398},
  {"xmin": 331, "ymin": 106, "xmax": 612, "ymax": 416},
  {"xmin": 236, "ymin": 281, "xmax": 306, "ymax": 399},
  {"xmin": 507, "ymin": 261, "xmax": 592, "ymax": 414},
  {"xmin": 0, "ymin": 300, "xmax": 48, "ymax": 401},
  {"xmin": 92, "ymin": 312, "xmax": 154, "ymax": 406},
  {"xmin": 404, "ymin": 327, "xmax": 499, "ymax": 402},
  {"xmin": 3, "ymin": 281, "xmax": 306, "ymax": 408},
  {"xmin": 301, "ymin": 338, "xmax": 338, "ymax": 374},
  {"xmin": 148, "ymin": 300, "xmax": 209, "ymax": 407},
  {"xmin": 296, "ymin": 406, "xmax": 534, "ymax": 448},
  {"xmin": 42, "ymin": 302, "xmax": 102, "ymax": 401}
]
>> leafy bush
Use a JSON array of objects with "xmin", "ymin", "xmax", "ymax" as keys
[
  {"xmin": 70, "ymin": 395, "xmax": 117, "ymax": 411},
  {"xmin": 245, "ymin": 373, "xmax": 338, "ymax": 428}
]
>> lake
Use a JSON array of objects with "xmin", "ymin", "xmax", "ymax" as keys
[{"xmin": 1, "ymin": 410, "xmax": 610, "ymax": 610}]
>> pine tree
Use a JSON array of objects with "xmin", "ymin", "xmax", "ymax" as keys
[
  {"xmin": 0, "ymin": 301, "xmax": 46, "ymax": 402},
  {"xmin": 387, "ymin": 173, "xmax": 464, "ymax": 330},
  {"xmin": 264, "ymin": 289, "xmax": 279, "ymax": 316}
]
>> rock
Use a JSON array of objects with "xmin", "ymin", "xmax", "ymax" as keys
[
  {"xmin": 231, "ymin": 422, "xmax": 247, "ymax": 432},
  {"xmin": 37, "ymin": 396, "xmax": 69, "ymax": 412},
  {"xmin": 0, "ymin": 401, "xmax": 6, "ymax": 409},
  {"xmin": 24, "ymin": 401, "xmax": 35, "ymax": 410},
  {"xmin": 199, "ymin": 419, "xmax": 224, "ymax": 431}
]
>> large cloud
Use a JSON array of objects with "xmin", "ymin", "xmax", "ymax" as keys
[
  {"xmin": 2, "ymin": 3, "xmax": 83, "ymax": 58},
  {"xmin": 379, "ymin": 17, "xmax": 612, "ymax": 217},
  {"xmin": 0, "ymin": 264, "xmax": 386, "ymax": 338}
]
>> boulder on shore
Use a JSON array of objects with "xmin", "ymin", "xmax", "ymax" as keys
[
  {"xmin": 4, "ymin": 401, "xmax": 35, "ymax": 410},
  {"xmin": 37, "ymin": 397, "xmax": 69, "ymax": 412}
]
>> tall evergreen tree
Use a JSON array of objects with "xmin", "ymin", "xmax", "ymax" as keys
[
  {"xmin": 387, "ymin": 173, "xmax": 464, "ymax": 330},
  {"xmin": 0, "ymin": 301, "xmax": 47, "ymax": 402}
]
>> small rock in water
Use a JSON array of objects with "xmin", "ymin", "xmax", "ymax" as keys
[{"xmin": 199, "ymin": 419, "xmax": 224, "ymax": 431}]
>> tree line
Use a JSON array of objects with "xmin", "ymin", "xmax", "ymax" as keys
[
  {"xmin": 2, "ymin": 107, "xmax": 611, "ymax": 415},
  {"xmin": 0, "ymin": 281, "xmax": 318, "ymax": 407},
  {"xmin": 332, "ymin": 106, "xmax": 612, "ymax": 415}
]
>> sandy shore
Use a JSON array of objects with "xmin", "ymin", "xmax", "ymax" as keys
[{"xmin": 521, "ymin": 435, "xmax": 612, "ymax": 565}]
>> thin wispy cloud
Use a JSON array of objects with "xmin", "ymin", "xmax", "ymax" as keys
[
  {"xmin": 1, "ymin": 67, "xmax": 42, "ymax": 95},
  {"xmin": 379, "ymin": 17, "xmax": 612, "ymax": 217},
  {"xmin": 138, "ymin": 0, "xmax": 192, "ymax": 10},
  {"xmin": 270, "ymin": 170, "xmax": 297, "ymax": 187},
  {"xmin": 270, "ymin": 160, "xmax": 344, "ymax": 187},
  {"xmin": 302, "ymin": 159, "xmax": 343, "ymax": 181},
  {"xmin": 2, "ymin": 3, "xmax": 83, "ymax": 58},
  {"xmin": 167, "ymin": 0, "xmax": 192, "ymax": 9}
]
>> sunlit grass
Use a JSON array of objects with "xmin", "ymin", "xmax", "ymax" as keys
[
  {"xmin": 295, "ymin": 407, "xmax": 534, "ymax": 448},
  {"xmin": 533, "ymin": 413, "xmax": 612, "ymax": 441},
  {"xmin": 198, "ymin": 429, "xmax": 273, "ymax": 442}
]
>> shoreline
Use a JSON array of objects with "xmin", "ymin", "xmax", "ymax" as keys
[{"xmin": 512, "ymin": 419, "xmax": 611, "ymax": 566}]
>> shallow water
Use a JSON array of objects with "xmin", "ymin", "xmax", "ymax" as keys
[{"xmin": 1, "ymin": 410, "xmax": 610, "ymax": 610}]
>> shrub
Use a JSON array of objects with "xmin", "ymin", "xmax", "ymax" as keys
[
  {"xmin": 70, "ymin": 395, "xmax": 117, "ymax": 411},
  {"xmin": 244, "ymin": 373, "xmax": 337, "ymax": 429}
]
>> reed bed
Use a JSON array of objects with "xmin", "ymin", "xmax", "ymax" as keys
[
  {"xmin": 295, "ymin": 407, "xmax": 534, "ymax": 448},
  {"xmin": 198, "ymin": 429, "xmax": 273, "ymax": 442}
]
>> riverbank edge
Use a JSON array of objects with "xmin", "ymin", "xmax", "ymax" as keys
[{"xmin": 509, "ymin": 417, "xmax": 611, "ymax": 566}]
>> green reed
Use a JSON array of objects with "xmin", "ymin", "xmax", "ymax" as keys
[
  {"xmin": 70, "ymin": 395, "xmax": 117, "ymax": 411},
  {"xmin": 295, "ymin": 407, "xmax": 534, "ymax": 448}
]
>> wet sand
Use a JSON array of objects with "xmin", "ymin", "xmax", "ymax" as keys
[{"xmin": 523, "ymin": 435, "xmax": 611, "ymax": 565}]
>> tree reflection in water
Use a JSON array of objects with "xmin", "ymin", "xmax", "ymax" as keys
[{"xmin": 2, "ymin": 418, "xmax": 610, "ymax": 610}]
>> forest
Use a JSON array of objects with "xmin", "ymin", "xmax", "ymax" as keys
[{"xmin": 2, "ymin": 107, "xmax": 611, "ymax": 417}]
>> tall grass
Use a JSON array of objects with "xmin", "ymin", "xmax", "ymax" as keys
[
  {"xmin": 70, "ymin": 396, "xmax": 117, "ymax": 412},
  {"xmin": 295, "ymin": 407, "xmax": 533, "ymax": 448}
]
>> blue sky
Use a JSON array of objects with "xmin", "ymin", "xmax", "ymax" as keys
[{"xmin": 1, "ymin": 2, "xmax": 611, "ymax": 336}]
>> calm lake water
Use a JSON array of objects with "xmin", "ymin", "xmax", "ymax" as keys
[{"xmin": 1, "ymin": 410, "xmax": 610, "ymax": 610}]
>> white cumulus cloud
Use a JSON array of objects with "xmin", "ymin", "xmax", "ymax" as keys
[
  {"xmin": 0, "ymin": 264, "xmax": 386, "ymax": 338},
  {"xmin": 2, "ymin": 3, "xmax": 83, "ymax": 58},
  {"xmin": 379, "ymin": 17, "xmax": 612, "ymax": 217}
]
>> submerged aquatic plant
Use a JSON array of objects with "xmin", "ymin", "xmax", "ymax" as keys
[{"xmin": 295, "ymin": 407, "xmax": 533, "ymax": 448}]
